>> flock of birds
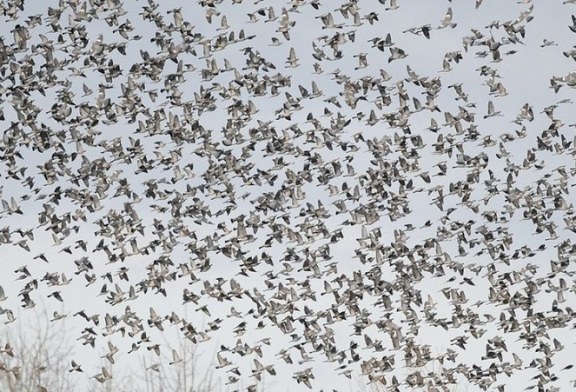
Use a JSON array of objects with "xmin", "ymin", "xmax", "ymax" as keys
[{"xmin": 0, "ymin": 0, "xmax": 576, "ymax": 391}]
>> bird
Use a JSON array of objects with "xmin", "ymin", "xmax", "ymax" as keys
[
  {"xmin": 484, "ymin": 100, "xmax": 502, "ymax": 118},
  {"xmin": 69, "ymin": 360, "xmax": 83, "ymax": 373},
  {"xmin": 169, "ymin": 349, "xmax": 182, "ymax": 365},
  {"xmin": 570, "ymin": 15, "xmax": 576, "ymax": 33},
  {"xmin": 438, "ymin": 8, "xmax": 457, "ymax": 29},
  {"xmin": 286, "ymin": 47, "xmax": 299, "ymax": 68},
  {"xmin": 388, "ymin": 46, "xmax": 407, "ymax": 62}
]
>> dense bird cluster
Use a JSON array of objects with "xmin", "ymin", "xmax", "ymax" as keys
[{"xmin": 0, "ymin": 0, "xmax": 576, "ymax": 391}]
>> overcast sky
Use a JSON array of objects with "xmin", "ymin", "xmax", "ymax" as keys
[{"xmin": 0, "ymin": 0, "xmax": 576, "ymax": 391}]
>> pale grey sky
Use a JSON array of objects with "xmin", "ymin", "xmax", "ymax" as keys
[{"xmin": 0, "ymin": 1, "xmax": 575, "ymax": 391}]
